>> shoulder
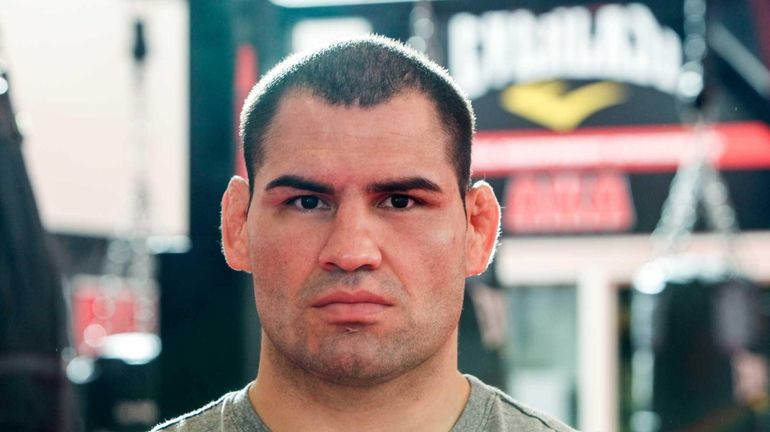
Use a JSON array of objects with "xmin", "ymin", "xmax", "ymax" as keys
[
  {"xmin": 150, "ymin": 398, "xmax": 224, "ymax": 431},
  {"xmin": 458, "ymin": 375, "xmax": 578, "ymax": 432},
  {"xmin": 150, "ymin": 385, "xmax": 251, "ymax": 432},
  {"xmin": 150, "ymin": 394, "xmax": 231, "ymax": 432}
]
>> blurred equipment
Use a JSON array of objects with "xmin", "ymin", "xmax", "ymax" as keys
[
  {"xmin": 71, "ymin": 333, "xmax": 161, "ymax": 432},
  {"xmin": 407, "ymin": 0, "xmax": 440, "ymax": 62},
  {"xmin": 631, "ymin": 1, "xmax": 770, "ymax": 431},
  {"xmin": 632, "ymin": 257, "xmax": 768, "ymax": 431},
  {"xmin": 0, "ymin": 32, "xmax": 73, "ymax": 432},
  {"xmin": 69, "ymin": 12, "xmax": 161, "ymax": 431}
]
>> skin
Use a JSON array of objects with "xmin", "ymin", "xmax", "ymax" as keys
[{"xmin": 221, "ymin": 89, "xmax": 500, "ymax": 431}]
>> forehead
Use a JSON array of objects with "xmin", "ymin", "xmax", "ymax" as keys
[{"xmin": 257, "ymin": 89, "xmax": 453, "ymax": 181}]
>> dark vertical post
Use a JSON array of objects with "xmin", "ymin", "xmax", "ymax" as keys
[{"xmin": 157, "ymin": 0, "xmax": 252, "ymax": 419}]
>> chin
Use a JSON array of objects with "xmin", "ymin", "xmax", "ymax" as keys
[
  {"xmin": 307, "ymin": 336, "xmax": 441, "ymax": 388},
  {"xmin": 309, "ymin": 357, "xmax": 407, "ymax": 387}
]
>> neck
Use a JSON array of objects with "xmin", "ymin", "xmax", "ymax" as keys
[{"xmin": 249, "ymin": 329, "xmax": 470, "ymax": 432}]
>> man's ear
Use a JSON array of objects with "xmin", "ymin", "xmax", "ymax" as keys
[
  {"xmin": 464, "ymin": 180, "xmax": 501, "ymax": 276},
  {"xmin": 221, "ymin": 176, "xmax": 253, "ymax": 273}
]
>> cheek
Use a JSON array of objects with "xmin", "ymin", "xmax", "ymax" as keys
[
  {"xmin": 249, "ymin": 238, "xmax": 301, "ymax": 336},
  {"xmin": 389, "ymin": 213, "xmax": 467, "ymax": 295},
  {"xmin": 247, "ymin": 223, "xmax": 321, "ymax": 303},
  {"xmin": 405, "ymin": 213, "xmax": 466, "ymax": 263}
]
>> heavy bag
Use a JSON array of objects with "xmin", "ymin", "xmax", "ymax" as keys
[{"xmin": 631, "ymin": 256, "xmax": 767, "ymax": 432}]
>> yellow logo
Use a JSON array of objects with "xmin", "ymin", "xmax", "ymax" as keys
[{"xmin": 500, "ymin": 80, "xmax": 627, "ymax": 131}]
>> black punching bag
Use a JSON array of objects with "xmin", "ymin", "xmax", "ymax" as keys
[
  {"xmin": 631, "ymin": 257, "xmax": 766, "ymax": 432},
  {"xmin": 0, "ymin": 58, "xmax": 72, "ymax": 430}
]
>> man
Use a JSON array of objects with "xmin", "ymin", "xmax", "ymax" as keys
[{"xmin": 153, "ymin": 35, "xmax": 575, "ymax": 431}]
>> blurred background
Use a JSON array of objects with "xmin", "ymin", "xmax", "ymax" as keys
[{"xmin": 1, "ymin": 0, "xmax": 770, "ymax": 431}]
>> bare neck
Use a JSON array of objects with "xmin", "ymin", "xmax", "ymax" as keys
[{"xmin": 248, "ymin": 329, "xmax": 470, "ymax": 432}]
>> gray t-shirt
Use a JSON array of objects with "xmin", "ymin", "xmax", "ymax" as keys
[{"xmin": 151, "ymin": 375, "xmax": 576, "ymax": 431}]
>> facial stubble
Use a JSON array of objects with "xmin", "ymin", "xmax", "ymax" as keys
[{"xmin": 256, "ymin": 270, "xmax": 464, "ymax": 388}]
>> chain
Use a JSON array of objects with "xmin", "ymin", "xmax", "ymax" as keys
[
  {"xmin": 652, "ymin": 0, "xmax": 739, "ymax": 260},
  {"xmin": 99, "ymin": 9, "xmax": 156, "ymax": 336},
  {"xmin": 407, "ymin": 0, "xmax": 441, "ymax": 62}
]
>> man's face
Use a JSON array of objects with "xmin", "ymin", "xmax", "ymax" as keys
[{"xmin": 225, "ymin": 89, "xmax": 488, "ymax": 385}]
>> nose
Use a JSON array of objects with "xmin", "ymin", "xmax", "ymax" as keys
[{"xmin": 318, "ymin": 203, "xmax": 382, "ymax": 272}]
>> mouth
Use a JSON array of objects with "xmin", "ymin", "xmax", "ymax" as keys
[{"xmin": 311, "ymin": 290, "xmax": 394, "ymax": 324}]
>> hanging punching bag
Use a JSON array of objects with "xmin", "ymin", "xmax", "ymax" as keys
[
  {"xmin": 0, "ymin": 45, "xmax": 73, "ymax": 432},
  {"xmin": 632, "ymin": 256, "xmax": 767, "ymax": 432}
]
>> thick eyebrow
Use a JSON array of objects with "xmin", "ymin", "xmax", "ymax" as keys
[
  {"xmin": 265, "ymin": 175, "xmax": 334, "ymax": 194},
  {"xmin": 367, "ymin": 177, "xmax": 443, "ymax": 194}
]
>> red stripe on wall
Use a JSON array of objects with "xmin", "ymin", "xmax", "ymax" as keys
[
  {"xmin": 233, "ymin": 44, "xmax": 259, "ymax": 178},
  {"xmin": 472, "ymin": 122, "xmax": 770, "ymax": 176}
]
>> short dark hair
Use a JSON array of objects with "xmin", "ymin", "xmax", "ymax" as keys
[{"xmin": 240, "ymin": 35, "xmax": 475, "ymax": 198}]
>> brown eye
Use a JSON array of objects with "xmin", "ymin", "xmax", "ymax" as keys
[
  {"xmin": 382, "ymin": 195, "xmax": 413, "ymax": 209},
  {"xmin": 291, "ymin": 195, "xmax": 329, "ymax": 211}
]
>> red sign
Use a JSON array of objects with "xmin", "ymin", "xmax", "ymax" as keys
[
  {"xmin": 473, "ymin": 121, "xmax": 770, "ymax": 176},
  {"xmin": 503, "ymin": 171, "xmax": 635, "ymax": 233}
]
